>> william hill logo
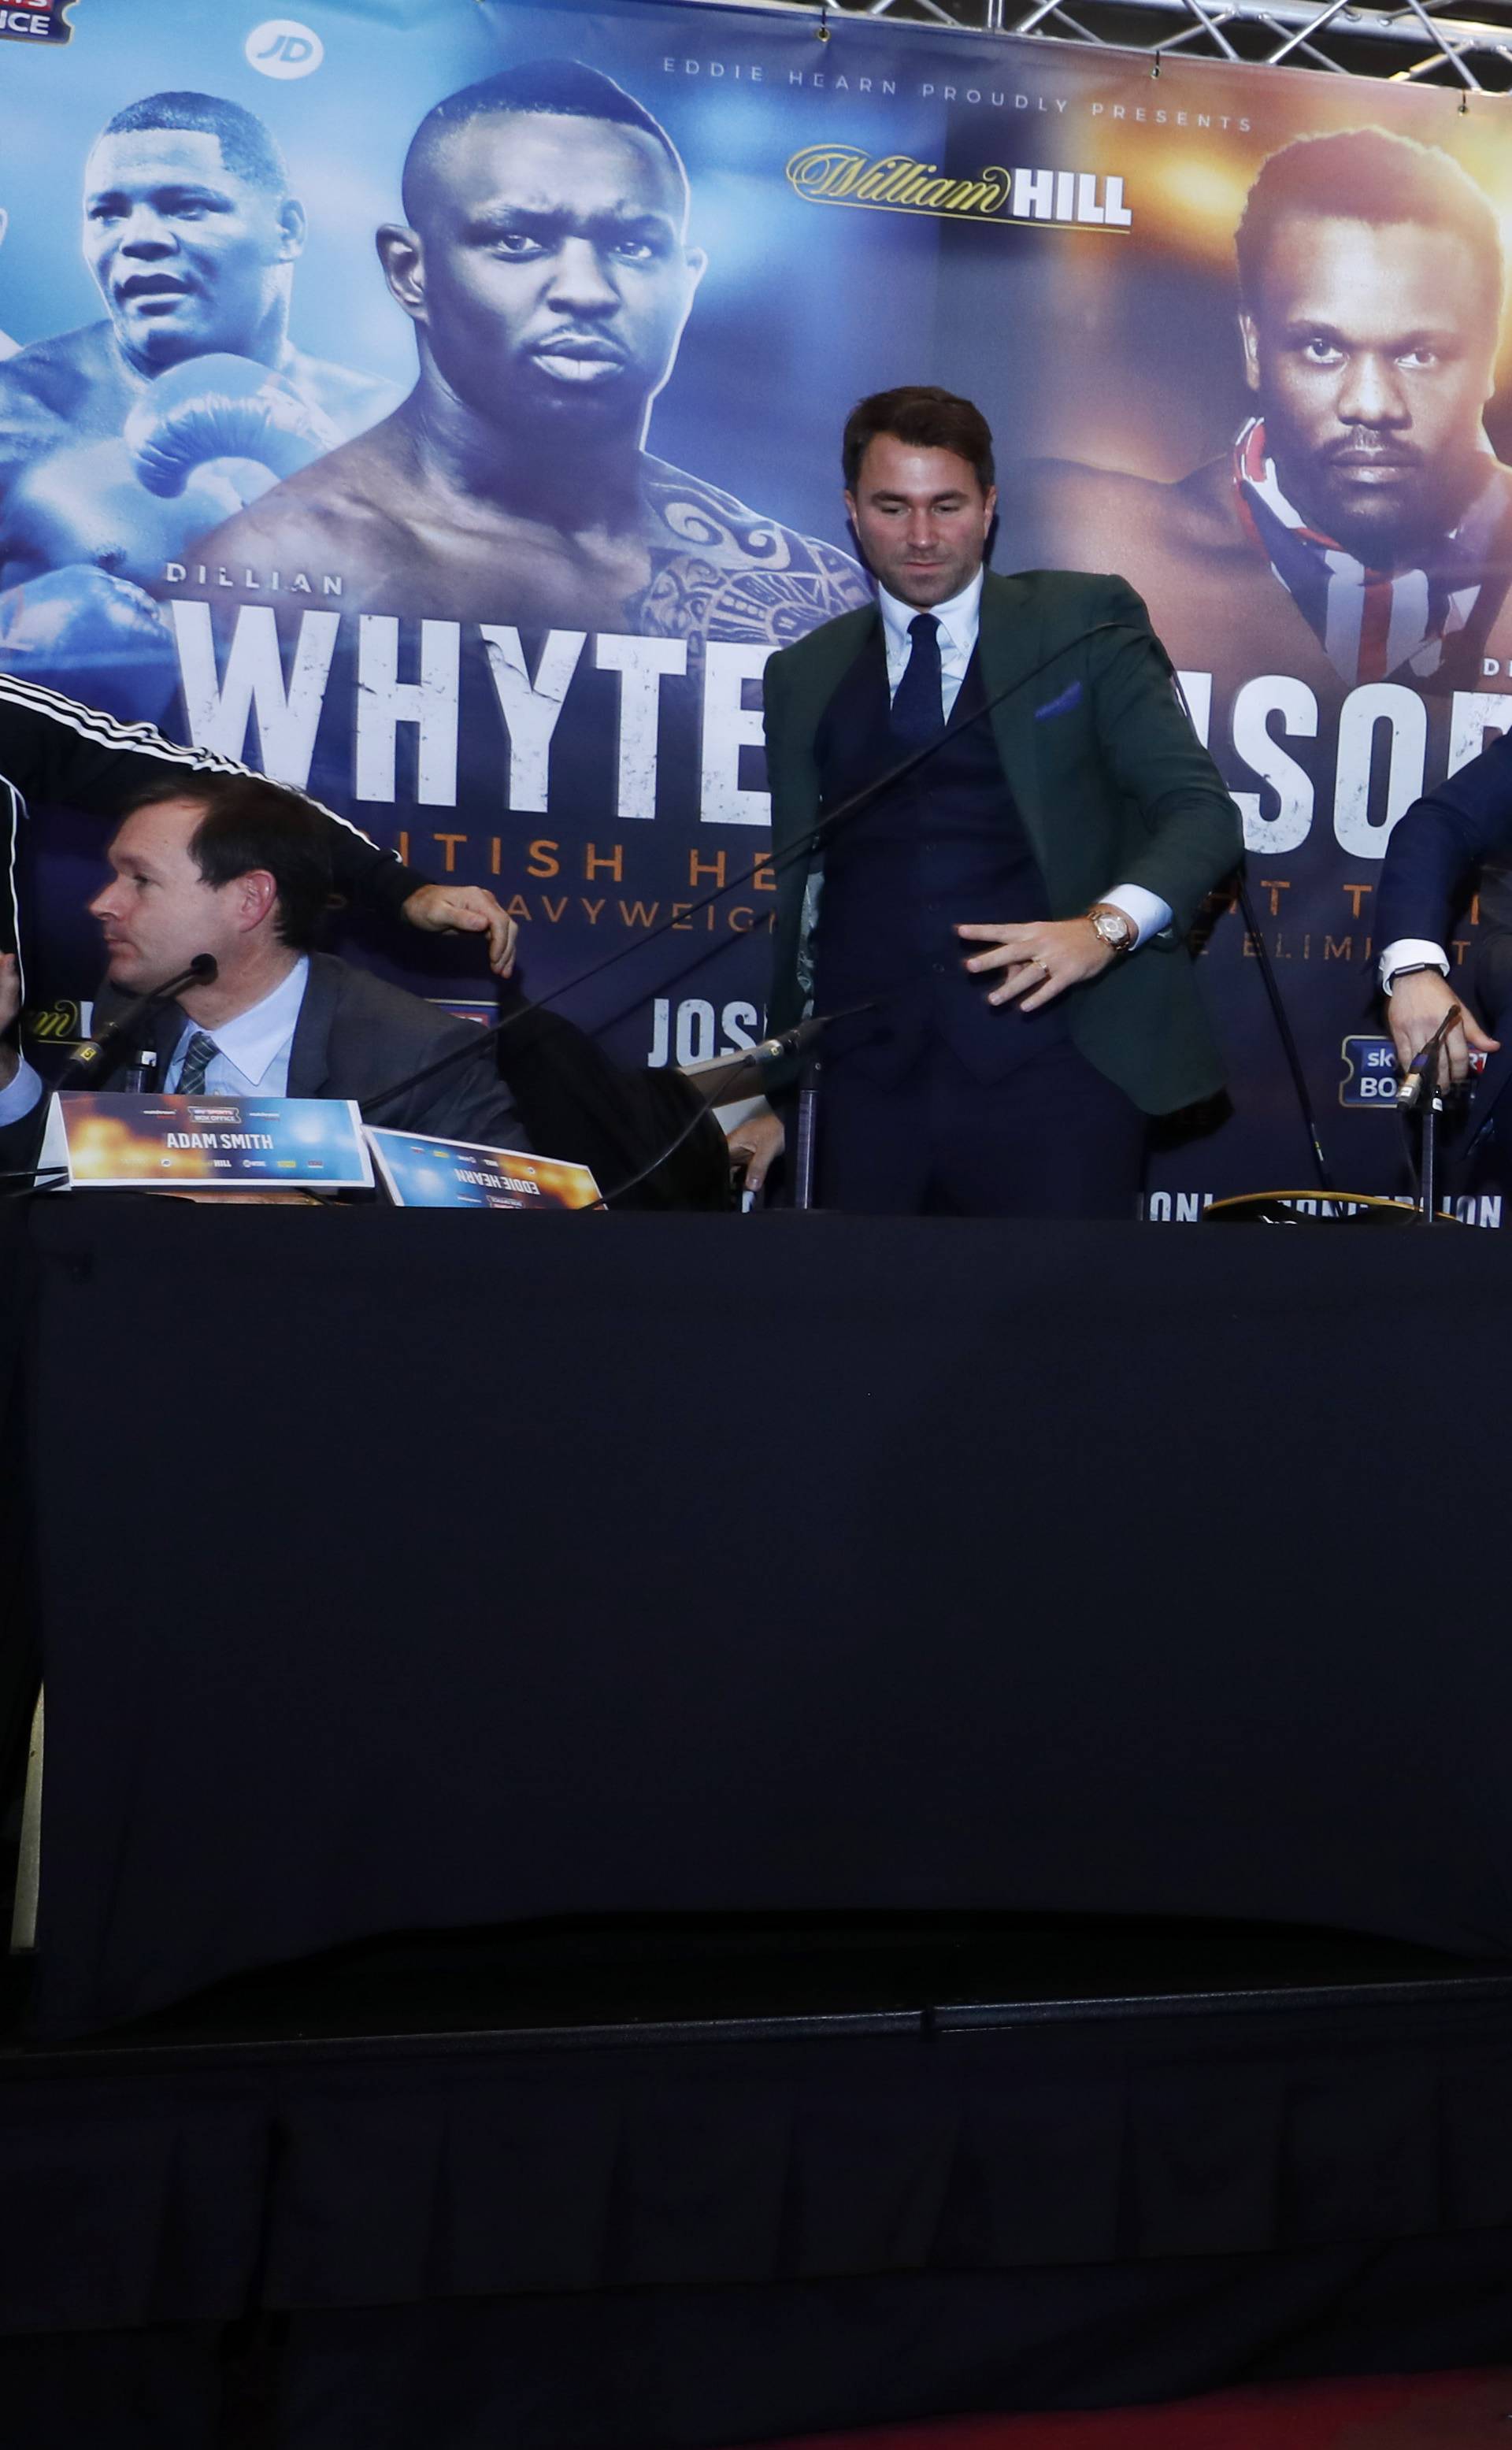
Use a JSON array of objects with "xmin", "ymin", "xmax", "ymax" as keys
[
  {"xmin": 23, "ymin": 998, "xmax": 86, "ymax": 1047},
  {"xmin": 786, "ymin": 146, "xmax": 1130, "ymax": 230}
]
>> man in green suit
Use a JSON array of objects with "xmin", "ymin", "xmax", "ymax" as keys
[{"xmin": 731, "ymin": 386, "xmax": 1242, "ymax": 1217}]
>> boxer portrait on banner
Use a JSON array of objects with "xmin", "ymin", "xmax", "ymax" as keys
[
  {"xmin": 184, "ymin": 60, "xmax": 869, "ymax": 643},
  {"xmin": 728, "ymin": 387, "xmax": 1242, "ymax": 1220},
  {"xmin": 1009, "ymin": 130, "xmax": 1512, "ymax": 702},
  {"xmin": 0, "ymin": 90, "xmax": 400, "ymax": 708}
]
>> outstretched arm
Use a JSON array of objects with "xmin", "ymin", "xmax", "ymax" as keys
[
  {"xmin": 0, "ymin": 673, "xmax": 517, "ymax": 973},
  {"xmin": 1374, "ymin": 728, "xmax": 1512, "ymax": 1088},
  {"xmin": 1377, "ymin": 727, "xmax": 1512, "ymax": 974}
]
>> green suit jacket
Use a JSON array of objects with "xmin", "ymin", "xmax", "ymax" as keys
[{"xmin": 761, "ymin": 569, "xmax": 1243, "ymax": 1115}]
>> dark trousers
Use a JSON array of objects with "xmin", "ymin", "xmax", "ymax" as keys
[{"xmin": 813, "ymin": 1038, "xmax": 1147, "ymax": 1221}]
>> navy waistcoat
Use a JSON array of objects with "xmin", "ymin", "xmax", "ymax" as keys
[{"xmin": 810, "ymin": 629, "xmax": 1065, "ymax": 1083}]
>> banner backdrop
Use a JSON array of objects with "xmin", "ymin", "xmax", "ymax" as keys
[{"xmin": 6, "ymin": 0, "xmax": 1512, "ymax": 1212}]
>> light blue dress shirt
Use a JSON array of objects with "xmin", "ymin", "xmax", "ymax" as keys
[{"xmin": 161, "ymin": 957, "xmax": 309, "ymax": 1095}]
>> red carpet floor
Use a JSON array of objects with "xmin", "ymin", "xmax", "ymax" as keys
[{"xmin": 761, "ymin": 2370, "xmax": 1512, "ymax": 2448}]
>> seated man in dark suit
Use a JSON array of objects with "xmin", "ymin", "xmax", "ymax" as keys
[
  {"xmin": 1372, "ymin": 725, "xmax": 1512, "ymax": 1185},
  {"xmin": 0, "ymin": 770, "xmax": 525, "ymax": 1173},
  {"xmin": 1376, "ymin": 728, "xmax": 1512, "ymax": 1164}
]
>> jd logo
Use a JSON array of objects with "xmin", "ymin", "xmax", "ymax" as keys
[{"xmin": 245, "ymin": 17, "xmax": 324, "ymax": 79}]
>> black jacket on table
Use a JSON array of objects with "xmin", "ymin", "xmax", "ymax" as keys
[{"xmin": 0, "ymin": 949, "xmax": 527, "ymax": 1182}]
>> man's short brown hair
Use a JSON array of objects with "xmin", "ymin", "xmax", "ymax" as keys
[
  {"xmin": 1236, "ymin": 128, "xmax": 1503, "ymax": 336},
  {"xmin": 842, "ymin": 386, "xmax": 995, "ymax": 494},
  {"xmin": 121, "ymin": 773, "xmax": 334, "ymax": 952}
]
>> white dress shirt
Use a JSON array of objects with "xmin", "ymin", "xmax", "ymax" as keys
[
  {"xmin": 877, "ymin": 569, "xmax": 986, "ymax": 723},
  {"xmin": 0, "ymin": 955, "xmax": 309, "ymax": 1125},
  {"xmin": 875, "ymin": 572, "xmax": 1173, "ymax": 948},
  {"xmin": 1378, "ymin": 938, "xmax": 1451, "ymax": 994}
]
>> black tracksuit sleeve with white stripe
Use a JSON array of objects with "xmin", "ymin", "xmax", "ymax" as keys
[{"xmin": 0, "ymin": 673, "xmax": 427, "ymax": 940}]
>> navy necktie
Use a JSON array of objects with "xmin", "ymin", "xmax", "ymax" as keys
[{"xmin": 889, "ymin": 612, "xmax": 944, "ymax": 747}]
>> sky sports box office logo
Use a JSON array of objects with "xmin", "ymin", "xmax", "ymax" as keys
[
  {"xmin": 0, "ymin": 0, "xmax": 73, "ymax": 44},
  {"xmin": 785, "ymin": 145, "xmax": 1132, "ymax": 231}
]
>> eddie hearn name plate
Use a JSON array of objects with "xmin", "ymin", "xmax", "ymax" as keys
[{"xmin": 366, "ymin": 1128, "xmax": 601, "ymax": 1211}]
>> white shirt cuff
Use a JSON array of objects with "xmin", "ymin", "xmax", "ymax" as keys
[
  {"xmin": 1102, "ymin": 884, "xmax": 1173, "ymax": 949},
  {"xmin": 1380, "ymin": 939, "xmax": 1451, "ymax": 993},
  {"xmin": 0, "ymin": 1055, "xmax": 43, "ymax": 1125}
]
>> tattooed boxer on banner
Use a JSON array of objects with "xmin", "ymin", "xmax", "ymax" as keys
[{"xmin": 187, "ymin": 61, "xmax": 869, "ymax": 647}]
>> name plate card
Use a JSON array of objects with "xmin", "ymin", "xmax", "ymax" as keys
[
  {"xmin": 41, "ymin": 1092, "xmax": 375, "ymax": 1191},
  {"xmin": 365, "ymin": 1128, "xmax": 600, "ymax": 1211}
]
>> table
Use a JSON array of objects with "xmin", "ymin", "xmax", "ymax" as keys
[{"xmin": 9, "ymin": 1199, "xmax": 1506, "ymax": 2033}]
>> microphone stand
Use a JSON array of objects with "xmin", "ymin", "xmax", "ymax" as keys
[
  {"xmin": 1421, "ymin": 1085, "xmax": 1442, "ymax": 1225},
  {"xmin": 1397, "ymin": 1005, "xmax": 1460, "ymax": 1225},
  {"xmin": 792, "ymin": 1057, "xmax": 821, "ymax": 1213},
  {"xmin": 597, "ymin": 1004, "xmax": 873, "ymax": 1212},
  {"xmin": 687, "ymin": 1004, "xmax": 873, "ymax": 1214}
]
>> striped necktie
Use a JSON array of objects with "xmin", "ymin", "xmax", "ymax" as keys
[{"xmin": 175, "ymin": 1030, "xmax": 220, "ymax": 1095}]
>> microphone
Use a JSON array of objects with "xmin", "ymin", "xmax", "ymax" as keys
[
  {"xmin": 54, "ymin": 954, "xmax": 218, "ymax": 1092},
  {"xmin": 674, "ymin": 1003, "xmax": 880, "ymax": 1108},
  {"xmin": 1397, "ymin": 1004, "xmax": 1461, "ymax": 1114},
  {"xmin": 750, "ymin": 1008, "xmax": 872, "ymax": 1069}
]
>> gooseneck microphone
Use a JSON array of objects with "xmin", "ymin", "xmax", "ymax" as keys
[
  {"xmin": 714, "ymin": 1003, "xmax": 880, "ymax": 1094},
  {"xmin": 1396, "ymin": 1004, "xmax": 1461, "ymax": 1115},
  {"xmin": 54, "ymin": 954, "xmax": 218, "ymax": 1092},
  {"xmin": 750, "ymin": 1011, "xmax": 865, "ymax": 1070}
]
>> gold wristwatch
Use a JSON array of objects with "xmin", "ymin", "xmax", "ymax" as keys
[{"xmin": 1087, "ymin": 903, "xmax": 1137, "ymax": 954}]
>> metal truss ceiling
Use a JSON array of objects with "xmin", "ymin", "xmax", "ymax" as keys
[{"xmin": 758, "ymin": 0, "xmax": 1512, "ymax": 89}]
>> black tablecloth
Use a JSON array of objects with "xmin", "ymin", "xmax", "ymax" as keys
[{"xmin": 9, "ymin": 1202, "xmax": 1502, "ymax": 2033}]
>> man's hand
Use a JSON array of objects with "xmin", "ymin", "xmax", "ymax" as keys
[
  {"xmin": 726, "ymin": 1102, "xmax": 784, "ymax": 1192},
  {"xmin": 0, "ymin": 951, "xmax": 20, "ymax": 1092},
  {"xmin": 956, "ymin": 916, "xmax": 1117, "ymax": 1014},
  {"xmin": 1387, "ymin": 968, "xmax": 1499, "ymax": 1092},
  {"xmin": 402, "ymin": 884, "xmax": 517, "ymax": 977}
]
